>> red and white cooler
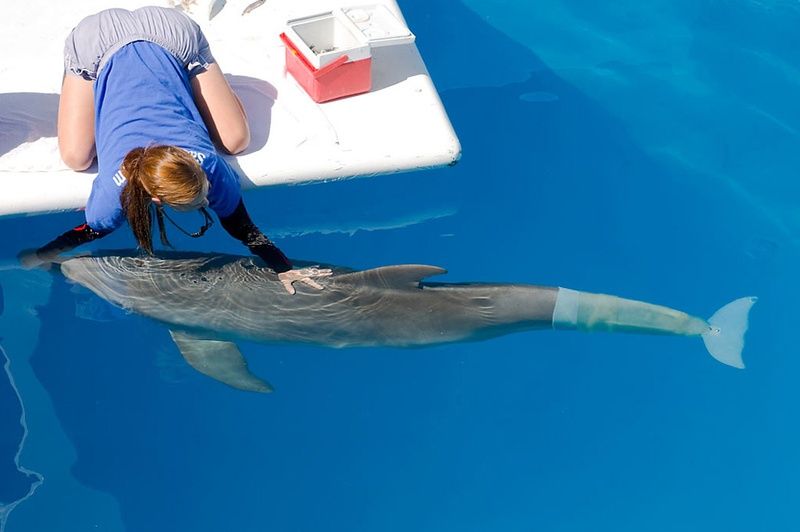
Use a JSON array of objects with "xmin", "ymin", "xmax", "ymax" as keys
[{"xmin": 280, "ymin": 5, "xmax": 416, "ymax": 103}]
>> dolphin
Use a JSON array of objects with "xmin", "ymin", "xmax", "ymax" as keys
[{"xmin": 59, "ymin": 252, "xmax": 757, "ymax": 393}]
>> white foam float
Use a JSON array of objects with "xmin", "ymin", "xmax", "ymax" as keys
[{"xmin": 0, "ymin": 0, "xmax": 460, "ymax": 218}]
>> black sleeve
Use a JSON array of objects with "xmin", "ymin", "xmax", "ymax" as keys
[
  {"xmin": 36, "ymin": 223, "xmax": 108, "ymax": 259},
  {"xmin": 219, "ymin": 200, "xmax": 293, "ymax": 273}
]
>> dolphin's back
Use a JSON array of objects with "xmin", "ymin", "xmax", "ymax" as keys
[
  {"xmin": 332, "ymin": 264, "xmax": 447, "ymax": 288},
  {"xmin": 61, "ymin": 254, "xmax": 559, "ymax": 347}
]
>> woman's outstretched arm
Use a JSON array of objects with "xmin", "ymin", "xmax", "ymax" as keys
[
  {"xmin": 219, "ymin": 200, "xmax": 332, "ymax": 294},
  {"xmin": 19, "ymin": 223, "xmax": 108, "ymax": 268},
  {"xmin": 219, "ymin": 200, "xmax": 292, "ymax": 272}
]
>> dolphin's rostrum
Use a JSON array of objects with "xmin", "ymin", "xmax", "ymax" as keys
[{"xmin": 60, "ymin": 252, "xmax": 757, "ymax": 393}]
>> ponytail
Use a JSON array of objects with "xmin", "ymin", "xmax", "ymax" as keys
[{"xmin": 120, "ymin": 147, "xmax": 155, "ymax": 254}]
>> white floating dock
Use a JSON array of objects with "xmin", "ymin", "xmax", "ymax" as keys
[{"xmin": 0, "ymin": 0, "xmax": 460, "ymax": 218}]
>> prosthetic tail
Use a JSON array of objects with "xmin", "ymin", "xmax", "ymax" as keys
[{"xmin": 552, "ymin": 288, "xmax": 757, "ymax": 368}]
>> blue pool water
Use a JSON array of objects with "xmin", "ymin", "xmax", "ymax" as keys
[{"xmin": 2, "ymin": 1, "xmax": 799, "ymax": 530}]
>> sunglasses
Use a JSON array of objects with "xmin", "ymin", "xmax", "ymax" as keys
[{"xmin": 155, "ymin": 204, "xmax": 215, "ymax": 248}]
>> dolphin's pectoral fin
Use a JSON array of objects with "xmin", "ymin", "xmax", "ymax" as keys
[
  {"xmin": 169, "ymin": 330, "xmax": 273, "ymax": 393},
  {"xmin": 336, "ymin": 265, "xmax": 447, "ymax": 288}
]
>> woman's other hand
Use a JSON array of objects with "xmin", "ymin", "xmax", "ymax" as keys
[{"xmin": 17, "ymin": 249, "xmax": 52, "ymax": 270}]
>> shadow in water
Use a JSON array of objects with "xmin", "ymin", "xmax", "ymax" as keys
[{"xmin": 27, "ymin": 272, "xmax": 250, "ymax": 531}]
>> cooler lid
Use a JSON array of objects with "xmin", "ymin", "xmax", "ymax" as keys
[{"xmin": 341, "ymin": 4, "xmax": 416, "ymax": 48}]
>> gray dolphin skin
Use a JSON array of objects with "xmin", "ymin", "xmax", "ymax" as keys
[{"xmin": 59, "ymin": 252, "xmax": 757, "ymax": 393}]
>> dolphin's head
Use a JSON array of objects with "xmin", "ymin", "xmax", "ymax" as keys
[
  {"xmin": 61, "ymin": 251, "xmax": 202, "ymax": 304},
  {"xmin": 60, "ymin": 254, "xmax": 139, "ymax": 310},
  {"xmin": 59, "ymin": 250, "xmax": 286, "ymax": 314}
]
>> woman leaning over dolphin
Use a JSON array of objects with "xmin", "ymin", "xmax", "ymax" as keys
[{"xmin": 22, "ymin": 6, "xmax": 329, "ymax": 294}]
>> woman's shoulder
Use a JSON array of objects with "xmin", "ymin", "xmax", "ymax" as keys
[{"xmin": 177, "ymin": 146, "xmax": 236, "ymax": 179}]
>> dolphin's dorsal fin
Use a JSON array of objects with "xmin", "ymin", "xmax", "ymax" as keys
[
  {"xmin": 335, "ymin": 265, "xmax": 447, "ymax": 288},
  {"xmin": 169, "ymin": 330, "xmax": 273, "ymax": 393}
]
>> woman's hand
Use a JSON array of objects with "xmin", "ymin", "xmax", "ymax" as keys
[
  {"xmin": 277, "ymin": 267, "xmax": 333, "ymax": 295},
  {"xmin": 17, "ymin": 249, "xmax": 50, "ymax": 270}
]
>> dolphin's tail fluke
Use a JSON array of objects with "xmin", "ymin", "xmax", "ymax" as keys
[
  {"xmin": 701, "ymin": 297, "xmax": 758, "ymax": 369},
  {"xmin": 553, "ymin": 288, "xmax": 757, "ymax": 368}
]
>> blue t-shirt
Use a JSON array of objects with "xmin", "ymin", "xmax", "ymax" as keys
[{"xmin": 85, "ymin": 40, "xmax": 241, "ymax": 232}]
